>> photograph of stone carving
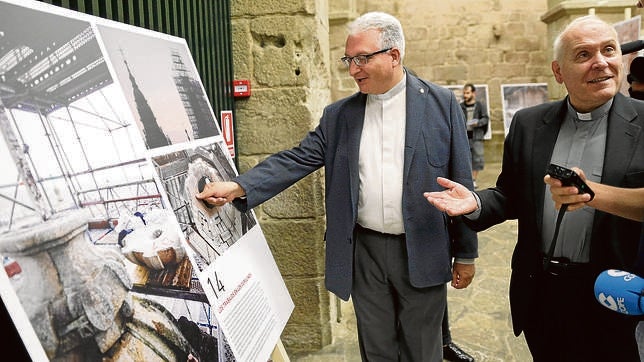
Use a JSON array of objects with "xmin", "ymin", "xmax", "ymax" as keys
[
  {"xmin": 152, "ymin": 141, "xmax": 257, "ymax": 272},
  {"xmin": 0, "ymin": 1, "xmax": 225, "ymax": 360},
  {"xmin": 501, "ymin": 83, "xmax": 549, "ymax": 135},
  {"xmin": 98, "ymin": 21, "xmax": 221, "ymax": 149}
]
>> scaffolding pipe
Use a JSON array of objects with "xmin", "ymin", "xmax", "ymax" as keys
[
  {"xmin": 79, "ymin": 193, "xmax": 161, "ymax": 207},
  {"xmin": 0, "ymin": 100, "xmax": 51, "ymax": 220}
]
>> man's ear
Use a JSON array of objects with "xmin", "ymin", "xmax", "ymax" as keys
[
  {"xmin": 551, "ymin": 61, "xmax": 564, "ymax": 84},
  {"xmin": 390, "ymin": 48, "xmax": 401, "ymax": 66}
]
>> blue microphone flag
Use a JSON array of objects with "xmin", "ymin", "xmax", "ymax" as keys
[{"xmin": 594, "ymin": 269, "xmax": 644, "ymax": 315}]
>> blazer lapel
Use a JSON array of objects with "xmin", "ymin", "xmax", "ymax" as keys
[
  {"xmin": 403, "ymin": 75, "xmax": 426, "ymax": 182},
  {"xmin": 344, "ymin": 94, "xmax": 367, "ymax": 217}
]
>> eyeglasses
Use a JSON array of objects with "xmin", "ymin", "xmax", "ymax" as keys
[{"xmin": 340, "ymin": 48, "xmax": 392, "ymax": 67}]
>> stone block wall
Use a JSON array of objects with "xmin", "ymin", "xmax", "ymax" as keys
[{"xmin": 230, "ymin": 0, "xmax": 332, "ymax": 355}]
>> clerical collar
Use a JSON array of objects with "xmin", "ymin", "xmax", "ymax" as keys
[
  {"xmin": 368, "ymin": 75, "xmax": 406, "ymax": 101},
  {"xmin": 567, "ymin": 98, "xmax": 613, "ymax": 122}
]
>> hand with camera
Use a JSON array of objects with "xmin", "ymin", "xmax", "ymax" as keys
[
  {"xmin": 545, "ymin": 167, "xmax": 644, "ymax": 221},
  {"xmin": 544, "ymin": 166, "xmax": 593, "ymax": 212}
]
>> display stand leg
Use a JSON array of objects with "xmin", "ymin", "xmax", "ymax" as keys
[{"xmin": 270, "ymin": 339, "xmax": 290, "ymax": 362}]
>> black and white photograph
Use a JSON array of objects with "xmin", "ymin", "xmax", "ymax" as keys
[
  {"xmin": 97, "ymin": 21, "xmax": 221, "ymax": 149},
  {"xmin": 152, "ymin": 140, "xmax": 257, "ymax": 272},
  {"xmin": 501, "ymin": 83, "xmax": 549, "ymax": 135}
]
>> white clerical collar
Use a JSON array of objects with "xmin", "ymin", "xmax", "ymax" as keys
[{"xmin": 568, "ymin": 98, "xmax": 613, "ymax": 122}]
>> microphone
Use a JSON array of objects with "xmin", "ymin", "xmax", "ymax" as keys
[
  {"xmin": 594, "ymin": 269, "xmax": 644, "ymax": 315},
  {"xmin": 621, "ymin": 40, "xmax": 644, "ymax": 55}
]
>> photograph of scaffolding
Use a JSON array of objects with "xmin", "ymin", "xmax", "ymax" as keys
[{"xmin": 98, "ymin": 21, "xmax": 221, "ymax": 149}]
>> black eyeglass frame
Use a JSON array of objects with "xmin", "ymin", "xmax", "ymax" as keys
[{"xmin": 340, "ymin": 47, "xmax": 393, "ymax": 67}]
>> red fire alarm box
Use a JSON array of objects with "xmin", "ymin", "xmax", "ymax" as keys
[{"xmin": 233, "ymin": 79, "xmax": 251, "ymax": 98}]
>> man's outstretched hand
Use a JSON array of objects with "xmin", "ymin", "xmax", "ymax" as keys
[
  {"xmin": 195, "ymin": 181, "xmax": 245, "ymax": 207},
  {"xmin": 424, "ymin": 177, "xmax": 478, "ymax": 216}
]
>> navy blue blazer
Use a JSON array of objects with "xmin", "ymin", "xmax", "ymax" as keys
[
  {"xmin": 233, "ymin": 72, "xmax": 478, "ymax": 300},
  {"xmin": 467, "ymin": 92, "xmax": 644, "ymax": 336}
]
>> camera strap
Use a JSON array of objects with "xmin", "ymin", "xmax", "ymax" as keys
[{"xmin": 542, "ymin": 204, "xmax": 569, "ymax": 272}]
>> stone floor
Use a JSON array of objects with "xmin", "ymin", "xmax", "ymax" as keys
[{"xmin": 289, "ymin": 163, "xmax": 533, "ymax": 362}]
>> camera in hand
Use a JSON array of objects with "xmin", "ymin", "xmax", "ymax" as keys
[{"xmin": 546, "ymin": 163, "xmax": 595, "ymax": 200}]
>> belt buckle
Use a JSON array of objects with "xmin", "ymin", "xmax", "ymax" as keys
[
  {"xmin": 543, "ymin": 258, "xmax": 564, "ymax": 276},
  {"xmin": 549, "ymin": 259, "xmax": 562, "ymax": 276}
]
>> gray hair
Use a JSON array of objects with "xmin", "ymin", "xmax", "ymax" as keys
[
  {"xmin": 553, "ymin": 15, "xmax": 619, "ymax": 62},
  {"xmin": 347, "ymin": 12, "xmax": 406, "ymax": 61}
]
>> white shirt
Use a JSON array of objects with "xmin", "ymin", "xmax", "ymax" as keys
[{"xmin": 356, "ymin": 77, "xmax": 406, "ymax": 235}]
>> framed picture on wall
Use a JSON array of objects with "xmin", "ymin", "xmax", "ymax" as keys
[
  {"xmin": 500, "ymin": 83, "xmax": 549, "ymax": 136},
  {"xmin": 0, "ymin": 1, "xmax": 292, "ymax": 361}
]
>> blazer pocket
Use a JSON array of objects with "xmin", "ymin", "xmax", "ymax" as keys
[
  {"xmin": 623, "ymin": 170, "xmax": 644, "ymax": 188},
  {"xmin": 422, "ymin": 127, "xmax": 450, "ymax": 167}
]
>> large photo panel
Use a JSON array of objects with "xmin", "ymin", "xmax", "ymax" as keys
[
  {"xmin": 0, "ymin": 1, "xmax": 291, "ymax": 361},
  {"xmin": 0, "ymin": 2, "xmax": 225, "ymax": 361}
]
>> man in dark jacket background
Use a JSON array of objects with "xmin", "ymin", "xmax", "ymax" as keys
[{"xmin": 460, "ymin": 83, "xmax": 489, "ymax": 189}]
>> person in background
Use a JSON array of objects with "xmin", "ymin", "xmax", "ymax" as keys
[
  {"xmin": 545, "ymin": 168, "xmax": 643, "ymax": 221},
  {"xmin": 423, "ymin": 15, "xmax": 644, "ymax": 361},
  {"xmin": 628, "ymin": 56, "xmax": 644, "ymax": 100},
  {"xmin": 545, "ymin": 168, "xmax": 644, "ymax": 360},
  {"xmin": 196, "ymin": 11, "xmax": 477, "ymax": 361},
  {"xmin": 628, "ymin": 6, "xmax": 644, "ymax": 357},
  {"xmin": 460, "ymin": 84, "xmax": 489, "ymax": 189}
]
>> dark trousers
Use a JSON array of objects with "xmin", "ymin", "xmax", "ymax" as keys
[
  {"xmin": 441, "ymin": 304, "xmax": 451, "ymax": 346},
  {"xmin": 352, "ymin": 225, "xmax": 446, "ymax": 361},
  {"xmin": 522, "ymin": 267, "xmax": 640, "ymax": 362}
]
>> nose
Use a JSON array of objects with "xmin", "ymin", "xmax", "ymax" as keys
[
  {"xmin": 348, "ymin": 61, "xmax": 360, "ymax": 76},
  {"xmin": 591, "ymin": 54, "xmax": 609, "ymax": 69}
]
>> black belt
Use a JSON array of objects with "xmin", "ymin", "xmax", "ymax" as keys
[
  {"xmin": 542, "ymin": 256, "xmax": 591, "ymax": 276},
  {"xmin": 355, "ymin": 224, "xmax": 404, "ymax": 238}
]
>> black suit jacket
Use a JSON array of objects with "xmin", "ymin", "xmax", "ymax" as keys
[
  {"xmin": 466, "ymin": 93, "xmax": 644, "ymax": 335},
  {"xmin": 232, "ymin": 72, "xmax": 478, "ymax": 300}
]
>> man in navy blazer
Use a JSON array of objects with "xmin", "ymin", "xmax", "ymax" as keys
[
  {"xmin": 197, "ymin": 11, "xmax": 477, "ymax": 361},
  {"xmin": 425, "ymin": 15, "xmax": 643, "ymax": 361}
]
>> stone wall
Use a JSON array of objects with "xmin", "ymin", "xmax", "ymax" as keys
[
  {"xmin": 230, "ymin": 0, "xmax": 643, "ymax": 356},
  {"xmin": 230, "ymin": 0, "xmax": 332, "ymax": 355}
]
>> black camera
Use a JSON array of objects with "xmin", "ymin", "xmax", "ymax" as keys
[{"xmin": 546, "ymin": 164, "xmax": 595, "ymax": 200}]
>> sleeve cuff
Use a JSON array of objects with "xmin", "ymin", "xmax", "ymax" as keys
[
  {"xmin": 464, "ymin": 191, "xmax": 482, "ymax": 220},
  {"xmin": 454, "ymin": 258, "xmax": 475, "ymax": 264}
]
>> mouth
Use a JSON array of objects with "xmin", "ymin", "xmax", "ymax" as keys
[{"xmin": 588, "ymin": 76, "xmax": 613, "ymax": 84}]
